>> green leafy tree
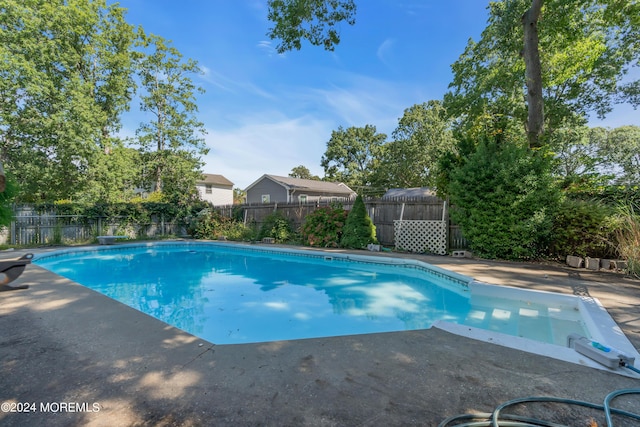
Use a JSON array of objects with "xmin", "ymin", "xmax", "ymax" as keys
[
  {"xmin": 374, "ymin": 101, "xmax": 455, "ymax": 192},
  {"xmin": 0, "ymin": 0, "xmax": 136, "ymax": 202},
  {"xmin": 548, "ymin": 124, "xmax": 614, "ymax": 190},
  {"xmin": 82, "ymin": 146, "xmax": 141, "ymax": 203},
  {"xmin": 135, "ymin": 33, "xmax": 209, "ymax": 203},
  {"xmin": 321, "ymin": 125, "xmax": 386, "ymax": 190},
  {"xmin": 0, "ymin": 174, "xmax": 18, "ymax": 228},
  {"xmin": 446, "ymin": 0, "xmax": 640, "ymax": 147},
  {"xmin": 449, "ymin": 139, "xmax": 560, "ymax": 260},
  {"xmin": 340, "ymin": 195, "xmax": 377, "ymax": 249},
  {"xmin": 233, "ymin": 188, "xmax": 246, "ymax": 204},
  {"xmin": 604, "ymin": 126, "xmax": 640, "ymax": 185},
  {"xmin": 551, "ymin": 125, "xmax": 640, "ymax": 187},
  {"xmin": 267, "ymin": 0, "xmax": 356, "ymax": 53},
  {"xmin": 289, "ymin": 165, "xmax": 321, "ymax": 180},
  {"xmin": 267, "ymin": 1, "xmax": 639, "ymax": 149}
]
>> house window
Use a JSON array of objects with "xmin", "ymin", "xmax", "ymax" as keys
[
  {"xmin": 205, "ymin": 184, "xmax": 212, "ymax": 194},
  {"xmin": 298, "ymin": 194, "xmax": 308, "ymax": 203},
  {"xmin": 261, "ymin": 194, "xmax": 270, "ymax": 203}
]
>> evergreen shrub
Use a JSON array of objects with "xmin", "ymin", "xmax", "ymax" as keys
[
  {"xmin": 340, "ymin": 195, "xmax": 377, "ymax": 249},
  {"xmin": 448, "ymin": 139, "xmax": 560, "ymax": 260}
]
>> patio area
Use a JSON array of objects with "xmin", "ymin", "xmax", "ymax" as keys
[{"xmin": 1, "ymin": 246, "xmax": 639, "ymax": 426}]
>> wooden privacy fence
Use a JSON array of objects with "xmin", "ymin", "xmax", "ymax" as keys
[
  {"xmin": 215, "ymin": 197, "xmax": 469, "ymax": 251},
  {"xmin": 4, "ymin": 198, "xmax": 469, "ymax": 251}
]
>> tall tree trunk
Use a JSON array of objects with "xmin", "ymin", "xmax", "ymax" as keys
[{"xmin": 522, "ymin": 0, "xmax": 544, "ymax": 148}]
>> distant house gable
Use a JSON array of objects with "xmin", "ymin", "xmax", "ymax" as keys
[
  {"xmin": 200, "ymin": 174, "xmax": 234, "ymax": 187},
  {"xmin": 382, "ymin": 187, "xmax": 437, "ymax": 200},
  {"xmin": 245, "ymin": 174, "xmax": 356, "ymax": 204},
  {"xmin": 197, "ymin": 173, "xmax": 234, "ymax": 206}
]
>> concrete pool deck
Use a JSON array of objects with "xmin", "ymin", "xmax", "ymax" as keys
[{"xmin": 1, "ymin": 244, "xmax": 639, "ymax": 426}]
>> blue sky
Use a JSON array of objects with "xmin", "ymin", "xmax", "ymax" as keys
[{"xmin": 117, "ymin": 1, "xmax": 638, "ymax": 189}]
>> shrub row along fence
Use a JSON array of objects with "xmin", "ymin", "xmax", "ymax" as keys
[
  {"xmin": 3, "ymin": 198, "xmax": 469, "ymax": 252},
  {"xmin": 214, "ymin": 196, "xmax": 468, "ymax": 251}
]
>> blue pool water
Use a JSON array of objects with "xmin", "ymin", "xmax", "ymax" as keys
[{"xmin": 34, "ymin": 243, "xmax": 589, "ymax": 345}]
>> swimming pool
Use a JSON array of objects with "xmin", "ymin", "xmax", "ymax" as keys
[{"xmin": 33, "ymin": 241, "xmax": 639, "ymax": 374}]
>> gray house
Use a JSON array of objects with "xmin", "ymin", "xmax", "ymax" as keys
[{"xmin": 245, "ymin": 174, "xmax": 356, "ymax": 204}]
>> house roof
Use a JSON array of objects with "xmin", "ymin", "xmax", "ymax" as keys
[
  {"xmin": 198, "ymin": 174, "xmax": 234, "ymax": 187},
  {"xmin": 245, "ymin": 174, "xmax": 355, "ymax": 195},
  {"xmin": 382, "ymin": 187, "xmax": 437, "ymax": 199}
]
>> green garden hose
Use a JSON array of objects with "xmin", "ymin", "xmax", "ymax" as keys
[{"xmin": 438, "ymin": 389, "xmax": 640, "ymax": 427}]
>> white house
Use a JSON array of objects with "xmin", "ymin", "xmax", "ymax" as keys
[{"xmin": 197, "ymin": 174, "xmax": 234, "ymax": 206}]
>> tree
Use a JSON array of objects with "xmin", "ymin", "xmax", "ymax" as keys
[
  {"xmin": 446, "ymin": 0, "xmax": 640, "ymax": 147},
  {"xmin": 549, "ymin": 125, "xmax": 607, "ymax": 186},
  {"xmin": 521, "ymin": 0, "xmax": 544, "ymax": 147},
  {"xmin": 135, "ymin": 32, "xmax": 209, "ymax": 202},
  {"xmin": 0, "ymin": 173, "xmax": 18, "ymax": 228},
  {"xmin": 267, "ymin": 0, "xmax": 356, "ymax": 53},
  {"xmin": 606, "ymin": 126, "xmax": 640, "ymax": 185},
  {"xmin": 321, "ymin": 125, "xmax": 386, "ymax": 190},
  {"xmin": 0, "ymin": 0, "xmax": 136, "ymax": 202},
  {"xmin": 593, "ymin": 125, "xmax": 640, "ymax": 185},
  {"xmin": 289, "ymin": 165, "xmax": 321, "ymax": 180},
  {"xmin": 373, "ymin": 101, "xmax": 455, "ymax": 191},
  {"xmin": 233, "ymin": 188, "xmax": 246, "ymax": 204},
  {"xmin": 267, "ymin": 1, "xmax": 639, "ymax": 149},
  {"xmin": 82, "ymin": 146, "xmax": 141, "ymax": 203}
]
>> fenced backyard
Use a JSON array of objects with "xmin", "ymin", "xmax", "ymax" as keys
[
  {"xmin": 2, "ymin": 198, "xmax": 469, "ymax": 252},
  {"xmin": 3, "ymin": 205, "xmax": 186, "ymax": 246},
  {"xmin": 213, "ymin": 197, "xmax": 468, "ymax": 250}
]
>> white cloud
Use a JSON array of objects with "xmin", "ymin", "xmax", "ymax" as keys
[
  {"xmin": 202, "ymin": 112, "xmax": 332, "ymax": 189},
  {"xmin": 198, "ymin": 66, "xmax": 276, "ymax": 99},
  {"xmin": 256, "ymin": 40, "xmax": 286, "ymax": 58},
  {"xmin": 307, "ymin": 72, "xmax": 427, "ymax": 135},
  {"xmin": 198, "ymin": 71, "xmax": 436, "ymax": 188}
]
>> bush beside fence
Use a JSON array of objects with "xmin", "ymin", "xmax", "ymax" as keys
[
  {"xmin": 215, "ymin": 197, "xmax": 469, "ymax": 250},
  {"xmin": 4, "ymin": 198, "xmax": 469, "ymax": 251}
]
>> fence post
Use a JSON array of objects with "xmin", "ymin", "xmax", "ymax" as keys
[
  {"xmin": 443, "ymin": 199, "xmax": 450, "ymax": 253},
  {"xmin": 10, "ymin": 220, "xmax": 15, "ymax": 245}
]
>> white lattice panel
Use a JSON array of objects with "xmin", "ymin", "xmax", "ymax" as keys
[{"xmin": 394, "ymin": 220, "xmax": 447, "ymax": 254}]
